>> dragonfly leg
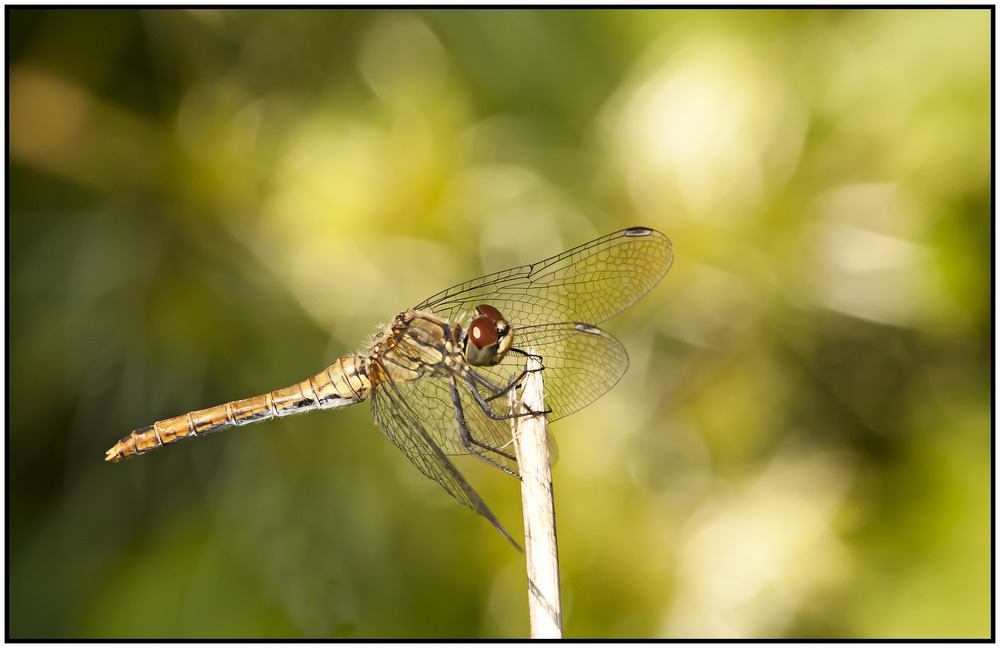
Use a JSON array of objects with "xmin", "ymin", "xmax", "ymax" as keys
[
  {"xmin": 481, "ymin": 359, "xmax": 535, "ymax": 404},
  {"xmin": 471, "ymin": 368, "xmax": 523, "ymax": 403},
  {"xmin": 484, "ymin": 349, "xmax": 551, "ymax": 409},
  {"xmin": 472, "ymin": 348, "xmax": 541, "ymax": 402},
  {"xmin": 467, "ymin": 362, "xmax": 553, "ymax": 419},
  {"xmin": 449, "ymin": 375, "xmax": 520, "ymax": 477}
]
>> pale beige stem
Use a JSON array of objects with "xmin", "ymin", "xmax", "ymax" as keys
[{"xmin": 511, "ymin": 349, "xmax": 563, "ymax": 639}]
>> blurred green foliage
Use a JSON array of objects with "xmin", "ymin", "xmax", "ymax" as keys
[{"xmin": 8, "ymin": 8, "xmax": 990, "ymax": 639}]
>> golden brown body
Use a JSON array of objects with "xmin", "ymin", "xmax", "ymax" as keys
[
  {"xmin": 105, "ymin": 227, "xmax": 674, "ymax": 546},
  {"xmin": 105, "ymin": 310, "xmax": 457, "ymax": 462}
]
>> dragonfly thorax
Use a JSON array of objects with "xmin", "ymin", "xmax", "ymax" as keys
[{"xmin": 462, "ymin": 304, "xmax": 512, "ymax": 367}]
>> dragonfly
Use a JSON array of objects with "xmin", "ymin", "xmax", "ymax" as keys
[{"xmin": 106, "ymin": 226, "xmax": 673, "ymax": 548}]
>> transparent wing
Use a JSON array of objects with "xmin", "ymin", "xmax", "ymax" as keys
[
  {"xmin": 474, "ymin": 322, "xmax": 630, "ymax": 423},
  {"xmin": 377, "ymin": 370, "xmax": 521, "ymax": 475},
  {"xmin": 385, "ymin": 323, "xmax": 628, "ymax": 462},
  {"xmin": 369, "ymin": 361, "xmax": 520, "ymax": 549},
  {"xmin": 414, "ymin": 227, "xmax": 673, "ymax": 329}
]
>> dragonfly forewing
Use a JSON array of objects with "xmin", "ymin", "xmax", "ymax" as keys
[
  {"xmin": 472, "ymin": 321, "xmax": 630, "ymax": 424},
  {"xmin": 415, "ymin": 227, "xmax": 673, "ymax": 331}
]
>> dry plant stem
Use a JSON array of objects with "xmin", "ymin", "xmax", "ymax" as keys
[{"xmin": 511, "ymin": 349, "xmax": 563, "ymax": 639}]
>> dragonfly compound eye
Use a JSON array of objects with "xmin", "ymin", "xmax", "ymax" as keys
[
  {"xmin": 475, "ymin": 304, "xmax": 505, "ymax": 326},
  {"xmin": 468, "ymin": 304, "xmax": 514, "ymax": 366},
  {"xmin": 470, "ymin": 316, "xmax": 499, "ymax": 348},
  {"xmin": 474, "ymin": 304, "xmax": 511, "ymax": 341},
  {"xmin": 465, "ymin": 316, "xmax": 500, "ymax": 367}
]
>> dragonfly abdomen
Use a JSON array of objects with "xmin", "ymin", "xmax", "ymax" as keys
[{"xmin": 105, "ymin": 355, "xmax": 371, "ymax": 462}]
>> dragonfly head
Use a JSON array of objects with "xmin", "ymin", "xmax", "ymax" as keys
[{"xmin": 463, "ymin": 304, "xmax": 512, "ymax": 367}]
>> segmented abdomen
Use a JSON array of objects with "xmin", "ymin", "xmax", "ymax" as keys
[{"xmin": 105, "ymin": 354, "xmax": 371, "ymax": 462}]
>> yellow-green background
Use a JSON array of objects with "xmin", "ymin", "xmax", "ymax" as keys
[{"xmin": 8, "ymin": 8, "xmax": 991, "ymax": 639}]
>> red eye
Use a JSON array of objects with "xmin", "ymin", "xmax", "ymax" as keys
[
  {"xmin": 475, "ymin": 304, "xmax": 504, "ymax": 324},
  {"xmin": 469, "ymin": 316, "xmax": 499, "ymax": 349}
]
